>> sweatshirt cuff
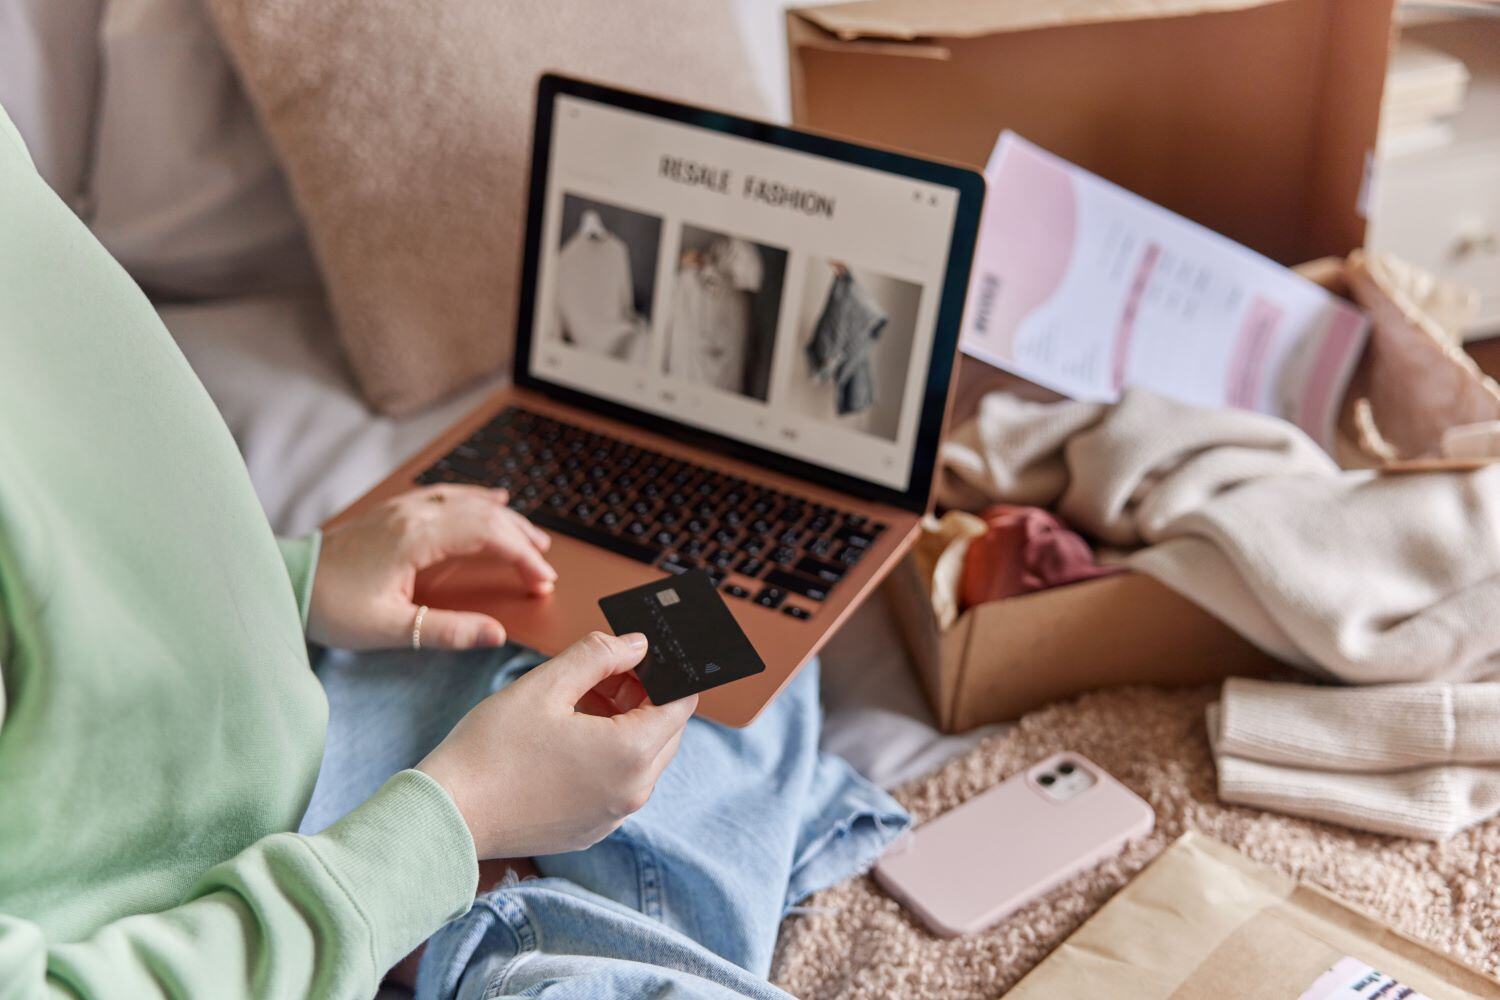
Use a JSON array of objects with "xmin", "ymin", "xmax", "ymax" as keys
[
  {"xmin": 304, "ymin": 769, "xmax": 478, "ymax": 976},
  {"xmin": 277, "ymin": 532, "xmax": 322, "ymax": 629}
]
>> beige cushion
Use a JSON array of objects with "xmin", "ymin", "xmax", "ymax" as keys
[
  {"xmin": 90, "ymin": 0, "xmax": 319, "ymax": 300},
  {"xmin": 204, "ymin": 0, "xmax": 768, "ymax": 415}
]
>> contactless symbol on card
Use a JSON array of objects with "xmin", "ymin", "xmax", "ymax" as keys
[{"xmin": 599, "ymin": 570, "xmax": 765, "ymax": 705}]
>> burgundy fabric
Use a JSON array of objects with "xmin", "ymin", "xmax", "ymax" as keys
[{"xmin": 959, "ymin": 504, "xmax": 1121, "ymax": 609}]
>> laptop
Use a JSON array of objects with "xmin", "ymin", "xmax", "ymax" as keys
[{"xmin": 330, "ymin": 73, "xmax": 984, "ymax": 727}]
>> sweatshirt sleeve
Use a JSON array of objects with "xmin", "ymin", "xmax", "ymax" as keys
[
  {"xmin": 276, "ymin": 533, "xmax": 322, "ymax": 629},
  {"xmin": 0, "ymin": 770, "xmax": 477, "ymax": 1000}
]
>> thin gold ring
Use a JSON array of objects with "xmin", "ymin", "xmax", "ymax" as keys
[{"xmin": 411, "ymin": 605, "xmax": 429, "ymax": 651}]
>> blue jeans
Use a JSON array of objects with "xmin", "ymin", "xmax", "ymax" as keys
[{"xmin": 300, "ymin": 645, "xmax": 908, "ymax": 999}]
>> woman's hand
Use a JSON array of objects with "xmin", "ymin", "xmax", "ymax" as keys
[
  {"xmin": 308, "ymin": 484, "xmax": 556, "ymax": 651},
  {"xmin": 418, "ymin": 630, "xmax": 697, "ymax": 858}
]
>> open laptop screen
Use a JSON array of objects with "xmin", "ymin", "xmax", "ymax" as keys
[{"xmin": 514, "ymin": 76, "xmax": 983, "ymax": 510}]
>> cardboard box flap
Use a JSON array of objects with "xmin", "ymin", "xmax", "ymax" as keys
[{"xmin": 796, "ymin": 0, "xmax": 1292, "ymax": 43}]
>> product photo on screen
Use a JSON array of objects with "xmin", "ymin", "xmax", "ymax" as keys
[{"xmin": 551, "ymin": 193, "xmax": 661, "ymax": 363}]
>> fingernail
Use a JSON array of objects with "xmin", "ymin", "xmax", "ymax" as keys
[{"xmin": 624, "ymin": 632, "xmax": 647, "ymax": 650}]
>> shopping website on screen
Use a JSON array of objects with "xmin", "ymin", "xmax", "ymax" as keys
[{"xmin": 527, "ymin": 94, "xmax": 961, "ymax": 491}]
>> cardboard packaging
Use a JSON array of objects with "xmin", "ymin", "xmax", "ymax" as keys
[
  {"xmin": 1007, "ymin": 832, "xmax": 1500, "ymax": 998},
  {"xmin": 789, "ymin": 2, "xmax": 1404, "ymax": 731},
  {"xmin": 787, "ymin": 0, "xmax": 1396, "ymax": 266},
  {"xmin": 883, "ymin": 546, "xmax": 1276, "ymax": 733},
  {"xmin": 890, "ymin": 259, "xmax": 1370, "ymax": 734}
]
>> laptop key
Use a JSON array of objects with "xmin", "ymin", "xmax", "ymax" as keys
[
  {"xmin": 657, "ymin": 555, "xmax": 694, "ymax": 575},
  {"xmin": 796, "ymin": 555, "xmax": 845, "ymax": 583},
  {"xmin": 783, "ymin": 605, "xmax": 812, "ymax": 620},
  {"xmin": 753, "ymin": 586, "xmax": 786, "ymax": 609},
  {"xmin": 721, "ymin": 582, "xmax": 750, "ymax": 599},
  {"xmin": 527, "ymin": 508, "xmax": 661, "ymax": 565},
  {"xmin": 737, "ymin": 557, "xmax": 766, "ymax": 577},
  {"xmin": 763, "ymin": 568, "xmax": 830, "ymax": 602},
  {"xmin": 446, "ymin": 458, "xmax": 489, "ymax": 481},
  {"xmin": 835, "ymin": 526, "xmax": 875, "ymax": 549}
]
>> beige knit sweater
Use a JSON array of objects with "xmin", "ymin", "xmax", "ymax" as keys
[{"xmin": 1208, "ymin": 678, "xmax": 1500, "ymax": 840}]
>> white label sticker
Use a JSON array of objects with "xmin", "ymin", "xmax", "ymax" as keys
[{"xmin": 1297, "ymin": 956, "xmax": 1432, "ymax": 1000}]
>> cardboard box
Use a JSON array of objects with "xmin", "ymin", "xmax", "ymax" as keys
[
  {"xmin": 790, "ymin": 2, "xmax": 1397, "ymax": 731},
  {"xmin": 885, "ymin": 258, "xmax": 1352, "ymax": 733},
  {"xmin": 885, "ymin": 251, "xmax": 1461, "ymax": 733},
  {"xmin": 788, "ymin": 0, "xmax": 1396, "ymax": 266},
  {"xmin": 883, "ymin": 548, "xmax": 1277, "ymax": 733}
]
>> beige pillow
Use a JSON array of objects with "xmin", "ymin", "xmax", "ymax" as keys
[{"xmin": 205, "ymin": 0, "xmax": 768, "ymax": 415}]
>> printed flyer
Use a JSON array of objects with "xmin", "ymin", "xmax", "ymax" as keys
[{"xmin": 960, "ymin": 132, "xmax": 1368, "ymax": 449}]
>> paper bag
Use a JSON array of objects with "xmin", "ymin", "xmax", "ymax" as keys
[
  {"xmin": 1008, "ymin": 832, "xmax": 1500, "ymax": 998},
  {"xmin": 1334, "ymin": 250, "xmax": 1500, "ymax": 471}
]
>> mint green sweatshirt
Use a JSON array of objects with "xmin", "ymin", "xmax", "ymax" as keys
[{"xmin": 0, "ymin": 108, "xmax": 477, "ymax": 997}]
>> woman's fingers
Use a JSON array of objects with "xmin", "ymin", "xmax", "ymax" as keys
[
  {"xmin": 643, "ymin": 725, "xmax": 686, "ymax": 787},
  {"xmin": 593, "ymin": 671, "xmax": 648, "ymax": 713},
  {"xmin": 542, "ymin": 630, "xmax": 648, "ymax": 703},
  {"xmin": 416, "ymin": 608, "xmax": 507, "ymax": 650},
  {"xmin": 574, "ymin": 671, "xmax": 649, "ymax": 717},
  {"xmin": 574, "ymin": 688, "xmax": 619, "ymax": 718},
  {"xmin": 413, "ymin": 487, "xmax": 557, "ymax": 592},
  {"xmin": 613, "ymin": 692, "xmax": 699, "ymax": 761},
  {"xmin": 479, "ymin": 487, "xmax": 551, "ymax": 551}
]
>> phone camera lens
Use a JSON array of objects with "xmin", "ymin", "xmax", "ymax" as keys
[
  {"xmin": 1057, "ymin": 762, "xmax": 1075, "ymax": 775},
  {"xmin": 1038, "ymin": 773, "xmax": 1056, "ymax": 787}
]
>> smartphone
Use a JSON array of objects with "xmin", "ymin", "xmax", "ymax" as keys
[{"xmin": 874, "ymin": 752, "xmax": 1154, "ymax": 938}]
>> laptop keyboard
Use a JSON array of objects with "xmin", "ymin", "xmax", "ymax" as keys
[{"xmin": 415, "ymin": 407, "xmax": 887, "ymax": 618}]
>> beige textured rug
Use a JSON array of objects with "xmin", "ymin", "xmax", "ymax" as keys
[{"xmin": 772, "ymin": 685, "xmax": 1500, "ymax": 998}]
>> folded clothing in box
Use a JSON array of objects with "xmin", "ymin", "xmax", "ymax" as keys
[{"xmin": 892, "ymin": 381, "xmax": 1500, "ymax": 733}]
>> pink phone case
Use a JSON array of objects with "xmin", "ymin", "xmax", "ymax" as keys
[{"xmin": 874, "ymin": 752, "xmax": 1154, "ymax": 938}]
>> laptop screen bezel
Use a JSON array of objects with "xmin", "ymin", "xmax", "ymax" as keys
[{"xmin": 512, "ymin": 73, "xmax": 985, "ymax": 514}]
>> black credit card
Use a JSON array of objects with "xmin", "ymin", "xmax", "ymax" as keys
[{"xmin": 598, "ymin": 569, "xmax": 765, "ymax": 705}]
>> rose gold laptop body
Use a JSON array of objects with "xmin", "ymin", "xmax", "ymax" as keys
[{"xmin": 328, "ymin": 75, "xmax": 985, "ymax": 727}]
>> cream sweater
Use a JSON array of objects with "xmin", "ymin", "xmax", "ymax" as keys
[{"xmin": 1208, "ymin": 678, "xmax": 1500, "ymax": 840}]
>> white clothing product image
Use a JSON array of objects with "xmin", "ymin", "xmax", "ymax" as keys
[
  {"xmin": 665, "ymin": 237, "xmax": 763, "ymax": 393},
  {"xmin": 553, "ymin": 223, "xmax": 647, "ymax": 360}
]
